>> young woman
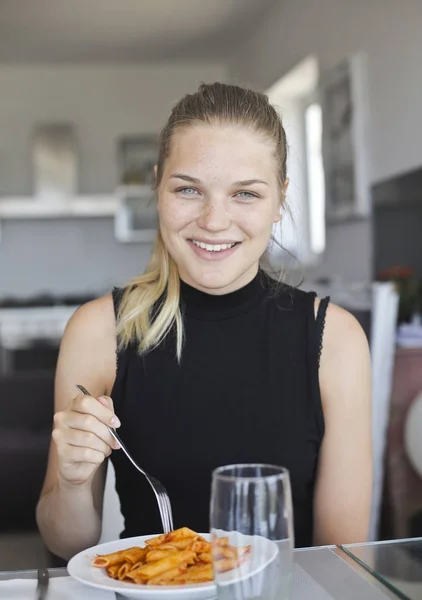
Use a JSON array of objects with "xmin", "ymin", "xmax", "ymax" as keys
[{"xmin": 36, "ymin": 82, "xmax": 372, "ymax": 560}]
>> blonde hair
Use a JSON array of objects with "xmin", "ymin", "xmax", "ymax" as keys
[{"xmin": 117, "ymin": 82, "xmax": 288, "ymax": 359}]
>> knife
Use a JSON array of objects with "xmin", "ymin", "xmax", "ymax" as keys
[{"xmin": 36, "ymin": 568, "xmax": 49, "ymax": 600}]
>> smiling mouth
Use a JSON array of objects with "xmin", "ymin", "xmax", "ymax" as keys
[{"xmin": 189, "ymin": 239, "xmax": 240, "ymax": 253}]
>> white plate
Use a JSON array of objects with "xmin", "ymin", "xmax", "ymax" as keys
[{"xmin": 68, "ymin": 532, "xmax": 278, "ymax": 600}]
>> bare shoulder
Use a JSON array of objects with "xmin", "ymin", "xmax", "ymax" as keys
[
  {"xmin": 314, "ymin": 297, "xmax": 369, "ymax": 354},
  {"xmin": 66, "ymin": 293, "xmax": 116, "ymax": 340},
  {"xmin": 314, "ymin": 297, "xmax": 371, "ymax": 409}
]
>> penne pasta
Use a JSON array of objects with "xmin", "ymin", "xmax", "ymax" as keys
[
  {"xmin": 117, "ymin": 562, "xmax": 131, "ymax": 581},
  {"xmin": 145, "ymin": 549, "xmax": 179, "ymax": 563},
  {"xmin": 147, "ymin": 565, "xmax": 188, "ymax": 585},
  {"xmin": 214, "ymin": 536, "xmax": 229, "ymax": 547},
  {"xmin": 144, "ymin": 526, "xmax": 196, "ymax": 547},
  {"xmin": 92, "ymin": 547, "xmax": 138, "ymax": 567},
  {"xmin": 123, "ymin": 547, "xmax": 149, "ymax": 564},
  {"xmin": 188, "ymin": 540, "xmax": 211, "ymax": 553},
  {"xmin": 214, "ymin": 545, "xmax": 237, "ymax": 560},
  {"xmin": 91, "ymin": 527, "xmax": 251, "ymax": 586},
  {"xmin": 166, "ymin": 537, "xmax": 199, "ymax": 550},
  {"xmin": 106, "ymin": 565, "xmax": 120, "ymax": 579},
  {"xmin": 127, "ymin": 550, "xmax": 196, "ymax": 581},
  {"xmin": 185, "ymin": 563, "xmax": 213, "ymax": 583},
  {"xmin": 214, "ymin": 557, "xmax": 240, "ymax": 572},
  {"xmin": 198, "ymin": 551, "xmax": 212, "ymax": 563}
]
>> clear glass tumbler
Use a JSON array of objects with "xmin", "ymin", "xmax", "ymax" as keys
[{"xmin": 210, "ymin": 463, "xmax": 294, "ymax": 600}]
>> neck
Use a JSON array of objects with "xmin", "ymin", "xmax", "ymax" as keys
[
  {"xmin": 178, "ymin": 264, "xmax": 260, "ymax": 296},
  {"xmin": 179, "ymin": 268, "xmax": 268, "ymax": 320}
]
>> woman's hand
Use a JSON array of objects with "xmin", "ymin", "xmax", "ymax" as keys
[{"xmin": 52, "ymin": 392, "xmax": 121, "ymax": 488}]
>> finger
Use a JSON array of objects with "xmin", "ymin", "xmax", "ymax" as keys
[
  {"xmin": 63, "ymin": 412, "xmax": 120, "ymax": 449},
  {"xmin": 55, "ymin": 428, "xmax": 114, "ymax": 456},
  {"xmin": 98, "ymin": 395, "xmax": 114, "ymax": 410},
  {"xmin": 72, "ymin": 393, "xmax": 120, "ymax": 428},
  {"xmin": 61, "ymin": 445, "xmax": 106, "ymax": 465}
]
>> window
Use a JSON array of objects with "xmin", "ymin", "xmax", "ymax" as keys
[
  {"xmin": 266, "ymin": 56, "xmax": 325, "ymax": 266},
  {"xmin": 304, "ymin": 101, "xmax": 325, "ymax": 255}
]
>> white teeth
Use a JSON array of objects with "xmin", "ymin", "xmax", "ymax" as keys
[{"xmin": 191, "ymin": 240, "xmax": 236, "ymax": 252}]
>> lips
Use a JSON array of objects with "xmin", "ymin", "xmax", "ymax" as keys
[
  {"xmin": 187, "ymin": 238, "xmax": 241, "ymax": 260},
  {"xmin": 190, "ymin": 240, "xmax": 237, "ymax": 252}
]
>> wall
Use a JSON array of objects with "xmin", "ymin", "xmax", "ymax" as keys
[
  {"xmin": 0, "ymin": 63, "xmax": 227, "ymax": 196},
  {"xmin": 0, "ymin": 62, "xmax": 228, "ymax": 297},
  {"xmin": 229, "ymin": 0, "xmax": 422, "ymax": 282},
  {"xmin": 0, "ymin": 217, "xmax": 151, "ymax": 298}
]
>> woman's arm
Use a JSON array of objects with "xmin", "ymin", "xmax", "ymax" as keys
[
  {"xmin": 36, "ymin": 294, "xmax": 118, "ymax": 560},
  {"xmin": 313, "ymin": 301, "xmax": 372, "ymax": 546}
]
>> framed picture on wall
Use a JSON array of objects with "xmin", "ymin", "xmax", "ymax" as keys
[
  {"xmin": 114, "ymin": 185, "xmax": 157, "ymax": 243},
  {"xmin": 320, "ymin": 53, "xmax": 371, "ymax": 222},
  {"xmin": 32, "ymin": 123, "xmax": 78, "ymax": 200},
  {"xmin": 117, "ymin": 135, "xmax": 158, "ymax": 187}
]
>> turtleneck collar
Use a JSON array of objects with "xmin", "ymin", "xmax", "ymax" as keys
[{"xmin": 179, "ymin": 270, "xmax": 269, "ymax": 320}]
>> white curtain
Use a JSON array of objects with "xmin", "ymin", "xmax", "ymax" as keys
[{"xmin": 368, "ymin": 282, "xmax": 399, "ymax": 541}]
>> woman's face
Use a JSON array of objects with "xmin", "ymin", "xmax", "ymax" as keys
[{"xmin": 157, "ymin": 124, "xmax": 282, "ymax": 294}]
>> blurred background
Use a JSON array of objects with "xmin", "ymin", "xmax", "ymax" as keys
[{"xmin": 1, "ymin": 0, "xmax": 422, "ymax": 570}]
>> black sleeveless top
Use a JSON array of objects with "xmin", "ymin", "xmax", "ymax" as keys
[{"xmin": 110, "ymin": 270, "xmax": 329, "ymax": 548}]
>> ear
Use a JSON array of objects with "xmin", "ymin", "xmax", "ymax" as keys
[
  {"xmin": 273, "ymin": 177, "xmax": 289, "ymax": 222},
  {"xmin": 273, "ymin": 208, "xmax": 282, "ymax": 224},
  {"xmin": 154, "ymin": 164, "xmax": 158, "ymax": 180}
]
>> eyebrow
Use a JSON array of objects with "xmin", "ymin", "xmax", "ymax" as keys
[
  {"xmin": 170, "ymin": 173, "xmax": 201, "ymax": 184},
  {"xmin": 233, "ymin": 179, "xmax": 268, "ymax": 187},
  {"xmin": 169, "ymin": 173, "xmax": 268, "ymax": 187}
]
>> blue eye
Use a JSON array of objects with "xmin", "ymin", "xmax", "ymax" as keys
[
  {"xmin": 236, "ymin": 191, "xmax": 257, "ymax": 199},
  {"xmin": 177, "ymin": 187, "xmax": 198, "ymax": 195}
]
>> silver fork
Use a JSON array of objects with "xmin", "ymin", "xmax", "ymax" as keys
[{"xmin": 75, "ymin": 384, "xmax": 174, "ymax": 534}]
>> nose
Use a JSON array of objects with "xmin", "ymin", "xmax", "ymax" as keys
[{"xmin": 197, "ymin": 198, "xmax": 231, "ymax": 232}]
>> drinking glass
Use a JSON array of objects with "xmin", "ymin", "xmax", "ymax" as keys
[{"xmin": 210, "ymin": 464, "xmax": 294, "ymax": 600}]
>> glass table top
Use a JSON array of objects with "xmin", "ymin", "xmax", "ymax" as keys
[
  {"xmin": 1, "ymin": 539, "xmax": 421, "ymax": 598},
  {"xmin": 341, "ymin": 537, "xmax": 422, "ymax": 600}
]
